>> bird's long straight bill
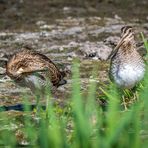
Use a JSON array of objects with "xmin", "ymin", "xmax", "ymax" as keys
[{"xmin": 108, "ymin": 38, "xmax": 124, "ymax": 59}]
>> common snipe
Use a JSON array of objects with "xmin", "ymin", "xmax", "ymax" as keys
[
  {"xmin": 109, "ymin": 26, "xmax": 145, "ymax": 89},
  {"xmin": 6, "ymin": 49, "xmax": 66, "ymax": 93}
]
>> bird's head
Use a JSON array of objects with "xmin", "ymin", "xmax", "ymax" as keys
[
  {"xmin": 120, "ymin": 26, "xmax": 135, "ymax": 44},
  {"xmin": 6, "ymin": 55, "xmax": 27, "ymax": 81}
]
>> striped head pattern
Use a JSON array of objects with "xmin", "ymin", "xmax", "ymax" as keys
[
  {"xmin": 120, "ymin": 26, "xmax": 135, "ymax": 44},
  {"xmin": 114, "ymin": 26, "xmax": 135, "ymax": 51},
  {"xmin": 108, "ymin": 26, "xmax": 136, "ymax": 59}
]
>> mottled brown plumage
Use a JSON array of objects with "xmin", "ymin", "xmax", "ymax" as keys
[
  {"xmin": 6, "ymin": 49, "xmax": 66, "ymax": 92},
  {"xmin": 109, "ymin": 26, "xmax": 145, "ymax": 89}
]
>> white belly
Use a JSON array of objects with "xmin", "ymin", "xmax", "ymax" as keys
[{"xmin": 113, "ymin": 64, "xmax": 145, "ymax": 88}]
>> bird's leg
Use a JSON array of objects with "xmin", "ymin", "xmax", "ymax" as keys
[
  {"xmin": 122, "ymin": 95, "xmax": 128, "ymax": 110},
  {"xmin": 133, "ymin": 91, "xmax": 138, "ymax": 102},
  {"xmin": 130, "ymin": 87, "xmax": 139, "ymax": 102}
]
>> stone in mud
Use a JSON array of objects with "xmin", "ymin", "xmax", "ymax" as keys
[
  {"xmin": 79, "ymin": 41, "xmax": 112, "ymax": 60},
  {"xmin": 104, "ymin": 36, "xmax": 120, "ymax": 47},
  {"xmin": 95, "ymin": 44, "xmax": 112, "ymax": 60},
  {"xmin": 40, "ymin": 25, "xmax": 53, "ymax": 30},
  {"xmin": 0, "ymin": 67, "xmax": 6, "ymax": 74},
  {"xmin": 63, "ymin": 26, "xmax": 83, "ymax": 36},
  {"xmin": 63, "ymin": 7, "xmax": 72, "ymax": 14},
  {"xmin": 0, "ymin": 53, "xmax": 5, "ymax": 58},
  {"xmin": 36, "ymin": 20, "xmax": 46, "ymax": 26}
]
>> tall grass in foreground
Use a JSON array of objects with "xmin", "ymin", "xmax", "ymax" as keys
[{"xmin": 0, "ymin": 37, "xmax": 148, "ymax": 147}]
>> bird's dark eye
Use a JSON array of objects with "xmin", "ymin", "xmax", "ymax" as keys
[{"xmin": 129, "ymin": 29, "xmax": 132, "ymax": 33}]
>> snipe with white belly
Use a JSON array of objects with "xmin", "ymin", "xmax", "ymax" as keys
[
  {"xmin": 6, "ymin": 49, "xmax": 66, "ymax": 93},
  {"xmin": 109, "ymin": 26, "xmax": 145, "ymax": 89}
]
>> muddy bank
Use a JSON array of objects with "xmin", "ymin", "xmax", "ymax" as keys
[
  {"xmin": 0, "ymin": 0, "xmax": 148, "ymax": 107},
  {"xmin": 0, "ymin": 14, "xmax": 148, "ymax": 106}
]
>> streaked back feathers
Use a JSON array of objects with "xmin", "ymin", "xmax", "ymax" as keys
[{"xmin": 6, "ymin": 49, "xmax": 66, "ymax": 89}]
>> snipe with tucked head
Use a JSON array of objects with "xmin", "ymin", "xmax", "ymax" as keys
[
  {"xmin": 6, "ymin": 49, "xmax": 66, "ymax": 93},
  {"xmin": 109, "ymin": 26, "xmax": 145, "ymax": 89}
]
